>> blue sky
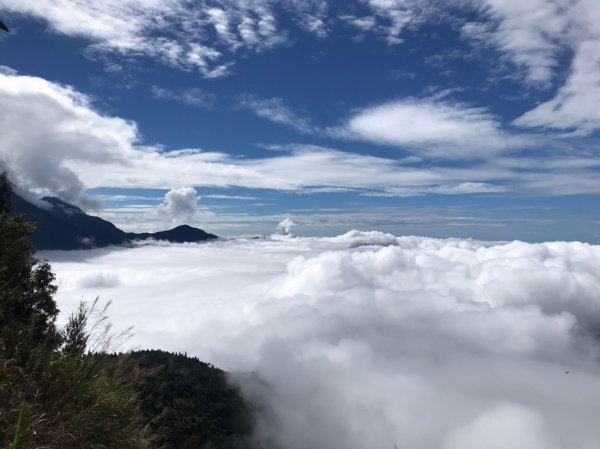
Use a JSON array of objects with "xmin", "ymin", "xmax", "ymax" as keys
[{"xmin": 0, "ymin": 0, "xmax": 599, "ymax": 240}]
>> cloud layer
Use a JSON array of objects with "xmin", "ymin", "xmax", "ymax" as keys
[
  {"xmin": 2, "ymin": 71, "xmax": 600, "ymax": 204},
  {"xmin": 46, "ymin": 233, "xmax": 600, "ymax": 449}
]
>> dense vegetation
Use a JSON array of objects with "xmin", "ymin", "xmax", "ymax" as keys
[
  {"xmin": 0, "ymin": 173, "xmax": 256, "ymax": 448},
  {"xmin": 124, "ymin": 350, "xmax": 255, "ymax": 449}
]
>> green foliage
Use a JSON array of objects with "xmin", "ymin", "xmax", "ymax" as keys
[
  {"xmin": 0, "ymin": 173, "xmax": 59, "ymax": 359},
  {"xmin": 0, "ymin": 349, "xmax": 152, "ymax": 449},
  {"xmin": 124, "ymin": 350, "xmax": 256, "ymax": 449},
  {"xmin": 0, "ymin": 174, "xmax": 151, "ymax": 448}
]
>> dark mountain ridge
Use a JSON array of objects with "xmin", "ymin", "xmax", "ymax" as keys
[{"xmin": 11, "ymin": 192, "xmax": 218, "ymax": 250}]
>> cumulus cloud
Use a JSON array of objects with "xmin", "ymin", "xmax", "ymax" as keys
[
  {"xmin": 277, "ymin": 217, "xmax": 296, "ymax": 236},
  {"xmin": 160, "ymin": 187, "xmax": 198, "ymax": 222},
  {"xmin": 47, "ymin": 233, "xmax": 600, "ymax": 449},
  {"xmin": 0, "ymin": 72, "xmax": 136, "ymax": 208}
]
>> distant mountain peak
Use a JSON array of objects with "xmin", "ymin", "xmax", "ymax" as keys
[{"xmin": 11, "ymin": 193, "xmax": 218, "ymax": 250}]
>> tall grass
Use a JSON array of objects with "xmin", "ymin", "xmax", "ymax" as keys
[{"xmin": 0, "ymin": 301, "xmax": 152, "ymax": 449}]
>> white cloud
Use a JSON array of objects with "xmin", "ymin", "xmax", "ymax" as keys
[
  {"xmin": 46, "ymin": 233, "xmax": 600, "ymax": 449},
  {"xmin": 160, "ymin": 187, "xmax": 199, "ymax": 222},
  {"xmin": 340, "ymin": 98, "xmax": 533, "ymax": 158},
  {"xmin": 0, "ymin": 73, "xmax": 468, "ymax": 196},
  {"xmin": 341, "ymin": 14, "xmax": 377, "ymax": 32},
  {"xmin": 202, "ymin": 194, "xmax": 258, "ymax": 200},
  {"xmin": 362, "ymin": 182, "xmax": 505, "ymax": 197},
  {"xmin": 77, "ymin": 270, "xmax": 121, "ymax": 288},
  {"xmin": 285, "ymin": 0, "xmax": 330, "ymax": 37},
  {"xmin": 466, "ymin": 0, "xmax": 600, "ymax": 134},
  {"xmin": 6, "ymin": 0, "xmax": 600, "ymax": 136},
  {"xmin": 350, "ymin": 0, "xmax": 600, "ymax": 136},
  {"xmin": 277, "ymin": 217, "xmax": 296, "ymax": 236},
  {"xmin": 238, "ymin": 95, "xmax": 314, "ymax": 134},
  {"xmin": 151, "ymin": 86, "xmax": 217, "ymax": 108},
  {"xmin": 340, "ymin": 0, "xmax": 600, "ymax": 136},
  {"xmin": 362, "ymin": 0, "xmax": 434, "ymax": 45},
  {"xmin": 0, "ymin": 0, "xmax": 330, "ymax": 77},
  {"xmin": 0, "ymin": 65, "xmax": 17, "ymax": 76},
  {"xmin": 0, "ymin": 73, "xmax": 137, "ymax": 207},
  {"xmin": 1, "ymin": 72, "xmax": 600, "ymax": 203},
  {"xmin": 514, "ymin": 41, "xmax": 600, "ymax": 136},
  {"xmin": 466, "ymin": 0, "xmax": 570, "ymax": 86},
  {"xmin": 443, "ymin": 403, "xmax": 558, "ymax": 449}
]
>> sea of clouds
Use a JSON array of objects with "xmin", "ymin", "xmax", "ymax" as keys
[{"xmin": 43, "ymin": 231, "xmax": 600, "ymax": 449}]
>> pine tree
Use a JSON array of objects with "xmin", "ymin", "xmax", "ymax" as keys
[
  {"xmin": 0, "ymin": 173, "xmax": 59, "ymax": 359},
  {"xmin": 0, "ymin": 173, "xmax": 152, "ymax": 448}
]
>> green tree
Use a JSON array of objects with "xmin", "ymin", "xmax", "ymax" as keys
[
  {"xmin": 0, "ymin": 174, "xmax": 152, "ymax": 448},
  {"xmin": 0, "ymin": 173, "xmax": 59, "ymax": 359}
]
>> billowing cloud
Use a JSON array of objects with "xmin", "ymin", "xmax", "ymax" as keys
[
  {"xmin": 0, "ymin": 72, "xmax": 136, "ymax": 208},
  {"xmin": 160, "ymin": 187, "xmax": 198, "ymax": 222},
  {"xmin": 277, "ymin": 217, "xmax": 296, "ymax": 236},
  {"xmin": 46, "ymin": 233, "xmax": 600, "ymax": 449}
]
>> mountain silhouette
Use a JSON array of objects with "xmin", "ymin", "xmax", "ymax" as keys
[{"xmin": 11, "ymin": 193, "xmax": 217, "ymax": 250}]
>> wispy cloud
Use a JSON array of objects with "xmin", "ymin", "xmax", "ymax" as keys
[
  {"xmin": 0, "ymin": 0, "xmax": 328, "ymax": 77},
  {"xmin": 462, "ymin": 0, "xmax": 600, "ymax": 135},
  {"xmin": 361, "ymin": 182, "xmax": 505, "ymax": 197},
  {"xmin": 238, "ymin": 94, "xmax": 315, "ymax": 134},
  {"xmin": 203, "ymin": 194, "xmax": 258, "ymax": 200},
  {"xmin": 514, "ymin": 41, "xmax": 600, "ymax": 136},
  {"xmin": 151, "ymin": 86, "xmax": 217, "ymax": 108},
  {"xmin": 335, "ymin": 97, "xmax": 535, "ymax": 158},
  {"xmin": 1, "ymin": 72, "xmax": 599, "ymax": 208},
  {"xmin": 361, "ymin": 0, "xmax": 439, "ymax": 44}
]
